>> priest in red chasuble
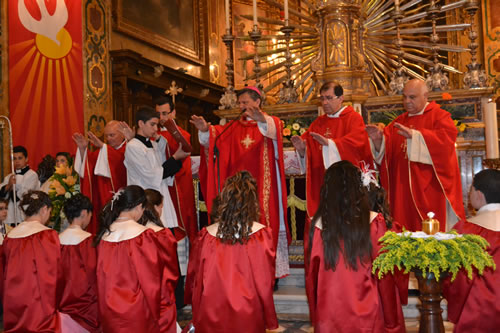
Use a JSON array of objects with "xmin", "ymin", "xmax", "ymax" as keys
[
  {"xmin": 366, "ymin": 79, "xmax": 465, "ymax": 231},
  {"xmin": 73, "ymin": 121, "xmax": 130, "ymax": 234},
  {"xmin": 190, "ymin": 87, "xmax": 290, "ymax": 278},
  {"xmin": 291, "ymin": 82, "xmax": 374, "ymax": 252},
  {"xmin": 156, "ymin": 96, "xmax": 198, "ymax": 243}
]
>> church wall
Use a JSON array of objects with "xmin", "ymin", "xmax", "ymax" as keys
[
  {"xmin": 0, "ymin": 0, "xmax": 10, "ymax": 179},
  {"xmin": 481, "ymin": 0, "xmax": 500, "ymax": 104}
]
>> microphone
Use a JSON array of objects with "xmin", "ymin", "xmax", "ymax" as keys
[{"xmin": 213, "ymin": 109, "xmax": 246, "ymax": 193}]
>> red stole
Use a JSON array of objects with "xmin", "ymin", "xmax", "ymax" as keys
[
  {"xmin": 159, "ymin": 128, "xmax": 198, "ymax": 243},
  {"xmin": 80, "ymin": 145, "xmax": 127, "ymax": 234},
  {"xmin": 303, "ymin": 106, "xmax": 374, "ymax": 219},
  {"xmin": 380, "ymin": 101, "xmax": 465, "ymax": 231},
  {"xmin": 199, "ymin": 116, "xmax": 290, "ymax": 248}
]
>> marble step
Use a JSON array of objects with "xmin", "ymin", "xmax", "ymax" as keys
[{"xmin": 273, "ymin": 285, "xmax": 448, "ymax": 321}]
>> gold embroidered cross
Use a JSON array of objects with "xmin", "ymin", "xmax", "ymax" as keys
[
  {"xmin": 401, "ymin": 141, "xmax": 407, "ymax": 159},
  {"xmin": 324, "ymin": 127, "xmax": 332, "ymax": 138},
  {"xmin": 241, "ymin": 134, "xmax": 255, "ymax": 149}
]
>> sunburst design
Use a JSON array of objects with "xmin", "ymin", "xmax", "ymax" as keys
[
  {"xmin": 9, "ymin": 0, "xmax": 84, "ymax": 167},
  {"xmin": 237, "ymin": 0, "xmax": 471, "ymax": 101}
]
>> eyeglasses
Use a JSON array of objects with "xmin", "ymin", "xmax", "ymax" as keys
[{"xmin": 319, "ymin": 95, "xmax": 340, "ymax": 102}]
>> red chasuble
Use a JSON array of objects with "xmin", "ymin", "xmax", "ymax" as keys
[
  {"xmin": 80, "ymin": 145, "xmax": 127, "ymax": 234},
  {"xmin": 97, "ymin": 230, "xmax": 165, "ymax": 333},
  {"xmin": 199, "ymin": 116, "xmax": 290, "ymax": 249},
  {"xmin": 379, "ymin": 102, "xmax": 465, "ymax": 231},
  {"xmin": 189, "ymin": 227, "xmax": 278, "ymax": 332},
  {"xmin": 442, "ymin": 220, "xmax": 500, "ymax": 333},
  {"xmin": 3, "ymin": 230, "xmax": 61, "ymax": 332},
  {"xmin": 159, "ymin": 128, "xmax": 198, "ymax": 242},
  {"xmin": 306, "ymin": 214, "xmax": 406, "ymax": 333},
  {"xmin": 59, "ymin": 237, "xmax": 100, "ymax": 332},
  {"xmin": 303, "ymin": 106, "xmax": 374, "ymax": 220},
  {"xmin": 155, "ymin": 228, "xmax": 180, "ymax": 333}
]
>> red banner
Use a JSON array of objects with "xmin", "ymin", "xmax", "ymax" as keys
[{"xmin": 9, "ymin": 0, "xmax": 83, "ymax": 169}]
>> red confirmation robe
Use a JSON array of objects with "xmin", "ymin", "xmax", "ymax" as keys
[
  {"xmin": 306, "ymin": 214, "xmax": 407, "ymax": 333},
  {"xmin": 378, "ymin": 102, "xmax": 465, "ymax": 231},
  {"xmin": 199, "ymin": 116, "xmax": 290, "ymax": 251},
  {"xmin": 59, "ymin": 230, "xmax": 100, "ymax": 332},
  {"xmin": 189, "ymin": 226, "xmax": 278, "ymax": 332},
  {"xmin": 97, "ymin": 224, "xmax": 167, "ymax": 333},
  {"xmin": 301, "ymin": 106, "xmax": 374, "ymax": 255},
  {"xmin": 76, "ymin": 142, "xmax": 127, "ymax": 234},
  {"xmin": 159, "ymin": 128, "xmax": 198, "ymax": 242},
  {"xmin": 147, "ymin": 223, "xmax": 180, "ymax": 333},
  {"xmin": 442, "ymin": 206, "xmax": 500, "ymax": 333},
  {"xmin": 3, "ymin": 224, "xmax": 61, "ymax": 332}
]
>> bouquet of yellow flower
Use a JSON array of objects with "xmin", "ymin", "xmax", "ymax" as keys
[{"xmin": 48, "ymin": 164, "xmax": 80, "ymax": 231}]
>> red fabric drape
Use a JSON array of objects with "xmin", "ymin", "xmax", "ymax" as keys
[{"xmin": 9, "ymin": 0, "xmax": 83, "ymax": 168}]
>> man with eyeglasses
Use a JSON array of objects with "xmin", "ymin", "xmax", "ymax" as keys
[{"xmin": 291, "ymin": 81, "xmax": 373, "ymax": 256}]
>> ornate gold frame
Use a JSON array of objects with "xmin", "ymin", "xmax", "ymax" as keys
[{"xmin": 112, "ymin": 0, "xmax": 206, "ymax": 64}]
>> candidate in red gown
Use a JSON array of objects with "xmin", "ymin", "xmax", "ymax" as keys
[
  {"xmin": 190, "ymin": 226, "xmax": 278, "ymax": 332},
  {"xmin": 146, "ymin": 222, "xmax": 180, "ymax": 333},
  {"xmin": 73, "ymin": 123, "xmax": 128, "ymax": 234},
  {"xmin": 368, "ymin": 80, "xmax": 465, "ymax": 231},
  {"xmin": 59, "ymin": 233, "xmax": 100, "ymax": 332},
  {"xmin": 442, "ymin": 218, "xmax": 499, "ymax": 333},
  {"xmin": 306, "ymin": 213, "xmax": 406, "ymax": 333},
  {"xmin": 3, "ymin": 222, "xmax": 61, "ymax": 332}
]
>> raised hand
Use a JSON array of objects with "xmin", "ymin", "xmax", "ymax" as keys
[
  {"xmin": 190, "ymin": 115, "xmax": 210, "ymax": 132},
  {"xmin": 87, "ymin": 131, "xmax": 104, "ymax": 148},
  {"xmin": 291, "ymin": 135, "xmax": 306, "ymax": 157},
  {"xmin": 118, "ymin": 121, "xmax": 135, "ymax": 141},
  {"xmin": 310, "ymin": 132, "xmax": 329, "ymax": 146},
  {"xmin": 366, "ymin": 124, "xmax": 383, "ymax": 152},
  {"xmin": 244, "ymin": 106, "xmax": 266, "ymax": 122},
  {"xmin": 72, "ymin": 132, "xmax": 88, "ymax": 152},
  {"xmin": 393, "ymin": 122, "xmax": 413, "ymax": 139}
]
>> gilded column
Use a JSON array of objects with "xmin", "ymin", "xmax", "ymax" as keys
[{"xmin": 83, "ymin": 0, "xmax": 113, "ymax": 137}]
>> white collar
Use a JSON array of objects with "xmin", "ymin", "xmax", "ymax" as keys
[
  {"xmin": 408, "ymin": 102, "xmax": 429, "ymax": 117},
  {"xmin": 477, "ymin": 203, "xmax": 500, "ymax": 214},
  {"xmin": 326, "ymin": 106, "xmax": 346, "ymax": 118}
]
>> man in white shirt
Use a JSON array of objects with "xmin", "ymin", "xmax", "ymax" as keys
[{"xmin": 0, "ymin": 146, "xmax": 40, "ymax": 226}]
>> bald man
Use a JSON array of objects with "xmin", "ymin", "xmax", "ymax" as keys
[
  {"xmin": 73, "ymin": 121, "xmax": 131, "ymax": 233},
  {"xmin": 366, "ymin": 79, "xmax": 465, "ymax": 231}
]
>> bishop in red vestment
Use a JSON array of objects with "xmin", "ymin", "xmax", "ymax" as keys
[
  {"xmin": 73, "ymin": 121, "xmax": 128, "ymax": 234},
  {"xmin": 367, "ymin": 79, "xmax": 465, "ymax": 231},
  {"xmin": 191, "ymin": 87, "xmax": 291, "ymax": 278},
  {"xmin": 156, "ymin": 97, "xmax": 198, "ymax": 243},
  {"xmin": 3, "ymin": 218, "xmax": 61, "ymax": 332},
  {"xmin": 292, "ymin": 82, "xmax": 373, "ymax": 253},
  {"xmin": 442, "ymin": 169, "xmax": 500, "ymax": 333}
]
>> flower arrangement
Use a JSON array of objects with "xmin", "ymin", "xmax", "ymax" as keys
[
  {"xmin": 372, "ymin": 230, "xmax": 496, "ymax": 281},
  {"xmin": 48, "ymin": 163, "xmax": 80, "ymax": 231},
  {"xmin": 282, "ymin": 118, "xmax": 312, "ymax": 140}
]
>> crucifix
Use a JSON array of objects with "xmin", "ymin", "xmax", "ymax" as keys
[{"xmin": 165, "ymin": 81, "xmax": 183, "ymax": 104}]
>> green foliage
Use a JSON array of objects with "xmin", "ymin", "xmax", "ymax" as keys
[
  {"xmin": 282, "ymin": 117, "xmax": 314, "ymax": 140},
  {"xmin": 372, "ymin": 230, "xmax": 496, "ymax": 282}
]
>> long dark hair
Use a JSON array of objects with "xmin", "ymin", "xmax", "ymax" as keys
[
  {"xmin": 308, "ymin": 161, "xmax": 372, "ymax": 271},
  {"xmin": 213, "ymin": 171, "xmax": 260, "ymax": 244},
  {"xmin": 367, "ymin": 183, "xmax": 393, "ymax": 229},
  {"xmin": 138, "ymin": 189, "xmax": 163, "ymax": 228},
  {"xmin": 94, "ymin": 185, "xmax": 146, "ymax": 246}
]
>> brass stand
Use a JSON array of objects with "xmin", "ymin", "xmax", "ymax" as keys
[{"xmin": 219, "ymin": 31, "xmax": 238, "ymax": 110}]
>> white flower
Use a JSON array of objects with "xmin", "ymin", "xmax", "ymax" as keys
[
  {"xmin": 292, "ymin": 123, "xmax": 300, "ymax": 130},
  {"xmin": 64, "ymin": 192, "xmax": 72, "ymax": 199}
]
